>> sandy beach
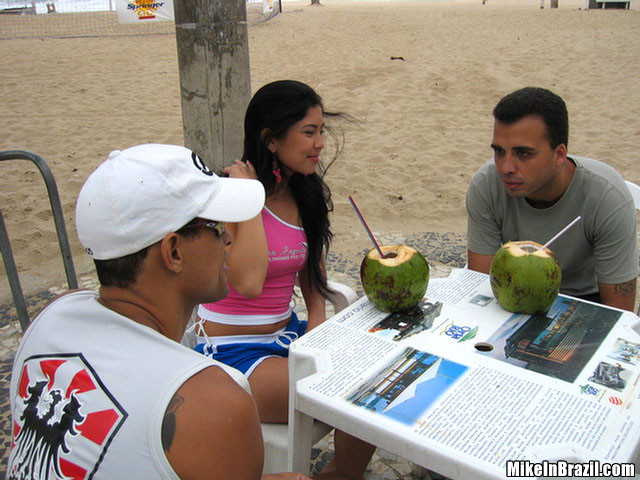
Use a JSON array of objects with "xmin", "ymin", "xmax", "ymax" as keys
[{"xmin": 0, "ymin": 0, "xmax": 639, "ymax": 302}]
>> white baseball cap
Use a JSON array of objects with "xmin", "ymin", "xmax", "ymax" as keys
[{"xmin": 76, "ymin": 144, "xmax": 265, "ymax": 260}]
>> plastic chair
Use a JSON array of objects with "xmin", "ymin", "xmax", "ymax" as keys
[
  {"xmin": 262, "ymin": 280, "xmax": 358, "ymax": 474},
  {"xmin": 180, "ymin": 279, "xmax": 359, "ymax": 474},
  {"xmin": 625, "ymin": 180, "xmax": 640, "ymax": 210},
  {"xmin": 0, "ymin": 150, "xmax": 78, "ymax": 331},
  {"xmin": 624, "ymin": 180, "xmax": 640, "ymax": 315}
]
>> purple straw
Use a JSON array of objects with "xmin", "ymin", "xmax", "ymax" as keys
[{"xmin": 348, "ymin": 195, "xmax": 386, "ymax": 259}]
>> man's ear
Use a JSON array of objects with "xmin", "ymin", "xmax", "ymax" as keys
[
  {"xmin": 158, "ymin": 233, "xmax": 185, "ymax": 274},
  {"xmin": 261, "ymin": 128, "xmax": 277, "ymax": 154},
  {"xmin": 554, "ymin": 143, "xmax": 568, "ymax": 166}
]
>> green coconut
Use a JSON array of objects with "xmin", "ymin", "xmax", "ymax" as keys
[
  {"xmin": 489, "ymin": 240, "xmax": 562, "ymax": 315},
  {"xmin": 360, "ymin": 245, "xmax": 430, "ymax": 313}
]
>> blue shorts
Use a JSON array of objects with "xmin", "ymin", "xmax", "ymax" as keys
[{"xmin": 194, "ymin": 312, "xmax": 307, "ymax": 377}]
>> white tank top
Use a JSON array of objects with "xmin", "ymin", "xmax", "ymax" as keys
[{"xmin": 7, "ymin": 290, "xmax": 249, "ymax": 480}]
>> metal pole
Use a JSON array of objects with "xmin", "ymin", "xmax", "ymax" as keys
[{"xmin": 173, "ymin": 0, "xmax": 251, "ymax": 173}]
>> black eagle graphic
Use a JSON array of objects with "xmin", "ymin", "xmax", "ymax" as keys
[{"xmin": 9, "ymin": 380, "xmax": 85, "ymax": 480}]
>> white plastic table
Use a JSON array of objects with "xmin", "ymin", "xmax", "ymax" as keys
[{"xmin": 287, "ymin": 268, "xmax": 640, "ymax": 479}]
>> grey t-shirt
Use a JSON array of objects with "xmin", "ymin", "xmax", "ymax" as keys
[{"xmin": 466, "ymin": 155, "xmax": 638, "ymax": 296}]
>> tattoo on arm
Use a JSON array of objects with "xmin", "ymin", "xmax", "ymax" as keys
[
  {"xmin": 614, "ymin": 280, "xmax": 636, "ymax": 296},
  {"xmin": 162, "ymin": 394, "xmax": 185, "ymax": 453}
]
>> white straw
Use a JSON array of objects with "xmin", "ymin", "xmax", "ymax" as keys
[{"xmin": 538, "ymin": 216, "xmax": 582, "ymax": 251}]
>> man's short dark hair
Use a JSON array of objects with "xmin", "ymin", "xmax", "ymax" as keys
[
  {"xmin": 94, "ymin": 248, "xmax": 149, "ymax": 288},
  {"xmin": 94, "ymin": 218, "xmax": 202, "ymax": 288},
  {"xmin": 493, "ymin": 87, "xmax": 569, "ymax": 149}
]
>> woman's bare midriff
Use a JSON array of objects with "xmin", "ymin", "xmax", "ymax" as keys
[{"xmin": 198, "ymin": 316, "xmax": 291, "ymax": 337}]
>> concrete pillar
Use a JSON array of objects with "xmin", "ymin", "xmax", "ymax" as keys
[{"xmin": 173, "ymin": 0, "xmax": 251, "ymax": 172}]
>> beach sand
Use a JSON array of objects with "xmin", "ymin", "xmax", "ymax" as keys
[{"xmin": 1, "ymin": 0, "xmax": 639, "ymax": 302}]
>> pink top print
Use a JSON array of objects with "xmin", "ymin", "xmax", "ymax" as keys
[{"xmin": 199, "ymin": 207, "xmax": 307, "ymax": 324}]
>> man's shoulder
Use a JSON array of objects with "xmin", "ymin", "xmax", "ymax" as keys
[
  {"xmin": 28, "ymin": 289, "xmax": 98, "ymax": 325},
  {"xmin": 571, "ymin": 155, "xmax": 627, "ymax": 184},
  {"xmin": 186, "ymin": 364, "xmax": 251, "ymax": 397},
  {"xmin": 469, "ymin": 160, "xmax": 499, "ymax": 188},
  {"xmin": 468, "ymin": 160, "xmax": 503, "ymax": 198},
  {"xmin": 471, "ymin": 159, "xmax": 496, "ymax": 177},
  {"xmin": 570, "ymin": 154, "xmax": 631, "ymax": 201},
  {"xmin": 165, "ymin": 364, "xmax": 263, "ymax": 479},
  {"xmin": 49, "ymin": 288, "xmax": 97, "ymax": 304}
]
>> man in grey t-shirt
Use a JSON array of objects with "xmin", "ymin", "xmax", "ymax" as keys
[{"xmin": 466, "ymin": 87, "xmax": 638, "ymax": 311}]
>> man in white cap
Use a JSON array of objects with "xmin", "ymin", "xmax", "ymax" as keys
[{"xmin": 6, "ymin": 144, "xmax": 309, "ymax": 480}]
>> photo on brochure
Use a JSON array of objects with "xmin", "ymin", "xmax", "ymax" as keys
[
  {"xmin": 367, "ymin": 300, "xmax": 443, "ymax": 342},
  {"xmin": 607, "ymin": 338, "xmax": 640, "ymax": 366},
  {"xmin": 344, "ymin": 347, "xmax": 468, "ymax": 426},
  {"xmin": 468, "ymin": 293, "xmax": 493, "ymax": 307},
  {"xmin": 588, "ymin": 361, "xmax": 633, "ymax": 392},
  {"xmin": 480, "ymin": 296, "xmax": 622, "ymax": 383}
]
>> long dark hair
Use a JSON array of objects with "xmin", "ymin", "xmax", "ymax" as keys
[{"xmin": 243, "ymin": 80, "xmax": 338, "ymax": 298}]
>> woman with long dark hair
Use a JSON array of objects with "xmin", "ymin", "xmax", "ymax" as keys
[{"xmin": 194, "ymin": 80, "xmax": 373, "ymax": 479}]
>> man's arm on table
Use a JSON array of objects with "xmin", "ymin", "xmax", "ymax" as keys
[
  {"xmin": 599, "ymin": 278, "xmax": 637, "ymax": 312},
  {"xmin": 467, "ymin": 250, "xmax": 494, "ymax": 274},
  {"xmin": 162, "ymin": 366, "xmax": 310, "ymax": 480}
]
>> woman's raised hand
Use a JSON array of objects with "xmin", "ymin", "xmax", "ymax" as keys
[{"xmin": 224, "ymin": 159, "xmax": 258, "ymax": 180}]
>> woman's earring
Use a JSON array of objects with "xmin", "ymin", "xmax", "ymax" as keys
[{"xmin": 272, "ymin": 159, "xmax": 282, "ymax": 184}]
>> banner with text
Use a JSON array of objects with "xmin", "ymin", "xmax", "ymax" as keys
[{"xmin": 116, "ymin": 0, "xmax": 175, "ymax": 23}]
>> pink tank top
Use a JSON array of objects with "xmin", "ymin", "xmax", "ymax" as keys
[{"xmin": 199, "ymin": 207, "xmax": 307, "ymax": 325}]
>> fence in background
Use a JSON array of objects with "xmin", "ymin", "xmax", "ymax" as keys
[{"xmin": 0, "ymin": 0, "xmax": 279, "ymax": 39}]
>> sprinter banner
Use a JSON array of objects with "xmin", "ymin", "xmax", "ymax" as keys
[{"xmin": 116, "ymin": 0, "xmax": 175, "ymax": 23}]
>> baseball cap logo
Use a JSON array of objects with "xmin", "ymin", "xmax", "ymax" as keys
[{"xmin": 191, "ymin": 152, "xmax": 214, "ymax": 177}]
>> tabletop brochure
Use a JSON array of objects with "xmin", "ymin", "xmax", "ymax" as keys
[{"xmin": 294, "ymin": 268, "xmax": 640, "ymax": 469}]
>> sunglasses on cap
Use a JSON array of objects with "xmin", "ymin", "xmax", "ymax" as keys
[{"xmin": 179, "ymin": 220, "xmax": 226, "ymax": 238}]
